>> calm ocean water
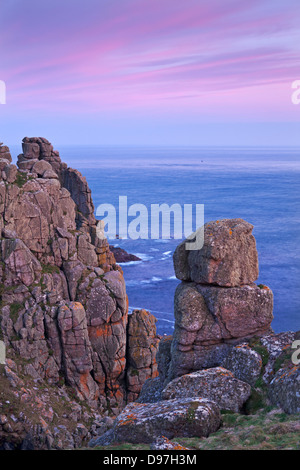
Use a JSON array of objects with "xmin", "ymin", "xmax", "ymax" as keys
[{"xmin": 11, "ymin": 145, "xmax": 300, "ymax": 335}]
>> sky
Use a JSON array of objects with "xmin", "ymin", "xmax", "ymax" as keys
[{"xmin": 0, "ymin": 0, "xmax": 300, "ymax": 147}]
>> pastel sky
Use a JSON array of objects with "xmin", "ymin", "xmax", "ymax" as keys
[{"xmin": 1, "ymin": 0, "xmax": 300, "ymax": 146}]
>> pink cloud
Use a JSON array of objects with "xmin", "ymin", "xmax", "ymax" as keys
[{"xmin": 1, "ymin": 0, "xmax": 299, "ymax": 121}]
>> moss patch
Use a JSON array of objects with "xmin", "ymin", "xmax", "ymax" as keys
[
  {"xmin": 176, "ymin": 410, "xmax": 300, "ymax": 450},
  {"xmin": 41, "ymin": 263, "xmax": 60, "ymax": 275},
  {"xmin": 9, "ymin": 302, "xmax": 24, "ymax": 322}
]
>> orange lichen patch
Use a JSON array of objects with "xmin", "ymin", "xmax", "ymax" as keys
[
  {"xmin": 34, "ymin": 396, "xmax": 44, "ymax": 409},
  {"xmin": 118, "ymin": 357, "xmax": 126, "ymax": 368},
  {"xmin": 114, "ymin": 388, "xmax": 124, "ymax": 401},
  {"xmin": 229, "ymin": 229, "xmax": 233, "ymax": 236},
  {"xmin": 118, "ymin": 413, "xmax": 137, "ymax": 426},
  {"xmin": 217, "ymin": 367, "xmax": 233, "ymax": 377},
  {"xmin": 219, "ymin": 371, "xmax": 233, "ymax": 377},
  {"xmin": 287, "ymin": 366, "xmax": 298, "ymax": 377},
  {"xmin": 238, "ymin": 343, "xmax": 252, "ymax": 349},
  {"xmin": 39, "ymin": 417, "xmax": 48, "ymax": 432},
  {"xmin": 73, "ymin": 301, "xmax": 83, "ymax": 309},
  {"xmin": 161, "ymin": 436, "xmax": 189, "ymax": 450},
  {"xmin": 79, "ymin": 372, "xmax": 90, "ymax": 395},
  {"xmin": 88, "ymin": 323, "xmax": 111, "ymax": 339}
]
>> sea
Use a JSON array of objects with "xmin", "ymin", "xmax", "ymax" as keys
[{"xmin": 10, "ymin": 145, "xmax": 300, "ymax": 335}]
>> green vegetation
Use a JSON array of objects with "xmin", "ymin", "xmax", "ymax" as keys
[
  {"xmin": 15, "ymin": 171, "xmax": 34, "ymax": 188},
  {"xmin": 91, "ymin": 410, "xmax": 300, "ymax": 451},
  {"xmin": 248, "ymin": 336, "xmax": 269, "ymax": 367},
  {"xmin": 176, "ymin": 410, "xmax": 300, "ymax": 450},
  {"xmin": 41, "ymin": 263, "xmax": 60, "ymax": 275},
  {"xmin": 9, "ymin": 302, "xmax": 24, "ymax": 322},
  {"xmin": 187, "ymin": 401, "xmax": 199, "ymax": 423},
  {"xmin": 91, "ymin": 442, "xmax": 149, "ymax": 451},
  {"xmin": 273, "ymin": 345, "xmax": 294, "ymax": 375}
]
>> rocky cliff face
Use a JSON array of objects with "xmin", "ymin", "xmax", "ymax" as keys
[{"xmin": 0, "ymin": 138, "xmax": 159, "ymax": 449}]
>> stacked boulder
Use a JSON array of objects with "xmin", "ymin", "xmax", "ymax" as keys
[
  {"xmin": 146, "ymin": 219, "xmax": 299, "ymax": 417},
  {"xmin": 0, "ymin": 143, "xmax": 17, "ymax": 185},
  {"xmin": 169, "ymin": 218, "xmax": 274, "ymax": 381},
  {"xmin": 17, "ymin": 137, "xmax": 64, "ymax": 176}
]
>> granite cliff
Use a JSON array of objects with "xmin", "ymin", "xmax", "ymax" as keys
[{"xmin": 0, "ymin": 138, "xmax": 159, "ymax": 449}]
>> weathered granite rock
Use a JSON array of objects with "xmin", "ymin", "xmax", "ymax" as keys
[
  {"xmin": 166, "ymin": 219, "xmax": 275, "ymax": 388},
  {"xmin": 221, "ymin": 343, "xmax": 262, "ymax": 386},
  {"xmin": 22, "ymin": 140, "xmax": 41, "ymax": 160},
  {"xmin": 156, "ymin": 335, "xmax": 172, "ymax": 386},
  {"xmin": 3, "ymin": 164, "xmax": 17, "ymax": 184},
  {"xmin": 2, "ymin": 171, "xmax": 77, "ymax": 258},
  {"xmin": 162, "ymin": 367, "xmax": 252, "ymax": 412},
  {"xmin": 89, "ymin": 398, "xmax": 221, "ymax": 446},
  {"xmin": 109, "ymin": 245, "xmax": 141, "ymax": 263},
  {"xmin": 126, "ymin": 309, "xmax": 160, "ymax": 402},
  {"xmin": 253, "ymin": 330, "xmax": 300, "ymax": 413},
  {"xmin": 136, "ymin": 376, "xmax": 163, "ymax": 403},
  {"xmin": 57, "ymin": 301, "xmax": 98, "ymax": 402},
  {"xmin": 1, "ymin": 236, "xmax": 42, "ymax": 286},
  {"xmin": 168, "ymin": 281, "xmax": 273, "ymax": 380},
  {"xmin": 86, "ymin": 286, "xmax": 128, "ymax": 410},
  {"xmin": 0, "ymin": 147, "xmax": 15, "ymax": 182},
  {"xmin": 259, "ymin": 331, "xmax": 298, "ymax": 383},
  {"xmin": 62, "ymin": 167, "xmax": 96, "ymax": 229},
  {"xmin": 268, "ymin": 363, "xmax": 300, "ymax": 414},
  {"xmin": 0, "ymin": 355, "xmax": 108, "ymax": 450},
  {"xmin": 77, "ymin": 232, "xmax": 98, "ymax": 266},
  {"xmin": 32, "ymin": 159, "xmax": 53, "ymax": 176},
  {"xmin": 0, "ymin": 138, "xmax": 163, "ymax": 449},
  {"xmin": 173, "ymin": 218, "xmax": 259, "ymax": 287},
  {"xmin": 0, "ymin": 143, "xmax": 12, "ymax": 162},
  {"xmin": 0, "ymin": 138, "xmax": 159, "ymax": 432}
]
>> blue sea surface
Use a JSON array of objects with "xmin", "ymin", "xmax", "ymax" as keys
[{"xmin": 12, "ymin": 145, "xmax": 300, "ymax": 335}]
